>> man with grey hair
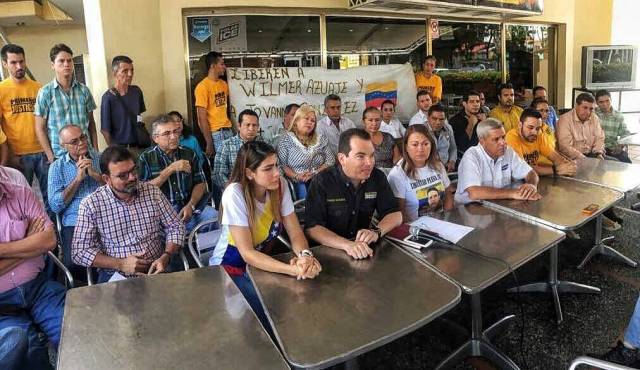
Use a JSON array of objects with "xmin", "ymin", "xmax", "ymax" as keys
[
  {"xmin": 138, "ymin": 115, "xmax": 217, "ymax": 236},
  {"xmin": 100, "ymin": 55, "xmax": 147, "ymax": 157},
  {"xmin": 455, "ymin": 117, "xmax": 541, "ymax": 204},
  {"xmin": 316, "ymin": 94, "xmax": 357, "ymax": 155}
]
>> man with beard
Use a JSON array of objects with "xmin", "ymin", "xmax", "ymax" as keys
[
  {"xmin": 305, "ymin": 128, "xmax": 402, "ymax": 260},
  {"xmin": 450, "ymin": 91, "xmax": 486, "ymax": 155},
  {"xmin": 426, "ymin": 104, "xmax": 457, "ymax": 172},
  {"xmin": 489, "ymin": 83, "xmax": 523, "ymax": 133},
  {"xmin": 72, "ymin": 146, "xmax": 185, "ymax": 283},
  {"xmin": 455, "ymin": 118, "xmax": 540, "ymax": 205},
  {"xmin": 506, "ymin": 109, "xmax": 576, "ymax": 177}
]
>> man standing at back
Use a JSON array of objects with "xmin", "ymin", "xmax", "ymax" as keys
[
  {"xmin": 195, "ymin": 51, "xmax": 233, "ymax": 157},
  {"xmin": 316, "ymin": 94, "xmax": 356, "ymax": 155},
  {"xmin": 0, "ymin": 44, "xmax": 48, "ymax": 201},
  {"xmin": 489, "ymin": 83, "xmax": 523, "ymax": 133},
  {"xmin": 415, "ymin": 55, "xmax": 443, "ymax": 103},
  {"xmin": 100, "ymin": 55, "xmax": 147, "ymax": 158},
  {"xmin": 34, "ymin": 43, "xmax": 98, "ymax": 163}
]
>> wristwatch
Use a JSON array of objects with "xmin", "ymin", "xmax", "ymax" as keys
[
  {"xmin": 371, "ymin": 226, "xmax": 383, "ymax": 239},
  {"xmin": 190, "ymin": 204, "xmax": 196, "ymax": 212},
  {"xmin": 298, "ymin": 249, "xmax": 314, "ymax": 258}
]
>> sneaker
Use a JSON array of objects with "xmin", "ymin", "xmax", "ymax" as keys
[
  {"xmin": 603, "ymin": 216, "xmax": 622, "ymax": 231},
  {"xmin": 597, "ymin": 341, "xmax": 640, "ymax": 367}
]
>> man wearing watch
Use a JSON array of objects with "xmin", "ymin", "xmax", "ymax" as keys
[
  {"xmin": 305, "ymin": 128, "xmax": 402, "ymax": 260},
  {"xmin": 138, "ymin": 114, "xmax": 217, "ymax": 234}
]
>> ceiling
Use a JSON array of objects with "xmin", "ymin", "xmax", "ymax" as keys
[{"xmin": 0, "ymin": 0, "xmax": 83, "ymax": 28}]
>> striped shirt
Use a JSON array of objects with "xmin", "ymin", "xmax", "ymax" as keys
[
  {"xmin": 212, "ymin": 135, "xmax": 248, "ymax": 188},
  {"xmin": 47, "ymin": 150, "xmax": 101, "ymax": 226},
  {"xmin": 277, "ymin": 132, "xmax": 335, "ymax": 175},
  {"xmin": 34, "ymin": 78, "xmax": 97, "ymax": 157},
  {"xmin": 595, "ymin": 108, "xmax": 630, "ymax": 150},
  {"xmin": 71, "ymin": 182, "xmax": 185, "ymax": 272},
  {"xmin": 138, "ymin": 146, "xmax": 205, "ymax": 208}
]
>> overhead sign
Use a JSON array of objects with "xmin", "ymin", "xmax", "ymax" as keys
[
  {"xmin": 212, "ymin": 16, "xmax": 247, "ymax": 52},
  {"xmin": 190, "ymin": 18, "xmax": 212, "ymax": 43},
  {"xmin": 227, "ymin": 64, "xmax": 418, "ymax": 132},
  {"xmin": 430, "ymin": 20, "xmax": 439, "ymax": 39}
]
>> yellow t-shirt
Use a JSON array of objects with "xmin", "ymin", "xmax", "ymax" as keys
[
  {"xmin": 0, "ymin": 126, "xmax": 6, "ymax": 145},
  {"xmin": 489, "ymin": 105, "xmax": 524, "ymax": 133},
  {"xmin": 194, "ymin": 77, "xmax": 232, "ymax": 132},
  {"xmin": 505, "ymin": 126, "xmax": 555, "ymax": 167},
  {"xmin": 415, "ymin": 73, "xmax": 442, "ymax": 102},
  {"xmin": 0, "ymin": 78, "xmax": 43, "ymax": 155},
  {"xmin": 538, "ymin": 123, "xmax": 555, "ymax": 165}
]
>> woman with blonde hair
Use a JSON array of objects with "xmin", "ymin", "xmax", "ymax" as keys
[{"xmin": 277, "ymin": 105, "xmax": 334, "ymax": 199}]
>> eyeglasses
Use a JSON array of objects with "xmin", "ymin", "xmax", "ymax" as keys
[
  {"xmin": 155, "ymin": 128, "xmax": 182, "ymax": 138},
  {"xmin": 111, "ymin": 165, "xmax": 138, "ymax": 181},
  {"xmin": 64, "ymin": 134, "xmax": 88, "ymax": 147}
]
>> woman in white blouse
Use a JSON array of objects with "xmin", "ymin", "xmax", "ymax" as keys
[{"xmin": 277, "ymin": 105, "xmax": 335, "ymax": 200}]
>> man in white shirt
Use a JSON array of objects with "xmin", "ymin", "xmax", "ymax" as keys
[
  {"xmin": 316, "ymin": 94, "xmax": 356, "ymax": 154},
  {"xmin": 379, "ymin": 100, "xmax": 405, "ymax": 139},
  {"xmin": 455, "ymin": 118, "xmax": 541, "ymax": 204},
  {"xmin": 409, "ymin": 90, "xmax": 432, "ymax": 126}
]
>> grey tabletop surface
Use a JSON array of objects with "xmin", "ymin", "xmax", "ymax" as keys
[
  {"xmin": 57, "ymin": 266, "xmax": 289, "ymax": 370},
  {"xmin": 249, "ymin": 241, "xmax": 461, "ymax": 369},
  {"xmin": 570, "ymin": 157, "xmax": 640, "ymax": 193},
  {"xmin": 482, "ymin": 176, "xmax": 623, "ymax": 231}
]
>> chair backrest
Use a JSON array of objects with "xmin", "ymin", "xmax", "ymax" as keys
[
  {"xmin": 188, "ymin": 219, "xmax": 222, "ymax": 268},
  {"xmin": 568, "ymin": 356, "xmax": 637, "ymax": 370}
]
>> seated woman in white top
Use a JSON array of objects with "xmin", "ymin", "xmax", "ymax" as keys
[
  {"xmin": 380, "ymin": 99, "xmax": 406, "ymax": 139},
  {"xmin": 278, "ymin": 105, "xmax": 334, "ymax": 200},
  {"xmin": 387, "ymin": 124, "xmax": 455, "ymax": 222},
  {"xmin": 363, "ymin": 107, "xmax": 401, "ymax": 173},
  {"xmin": 209, "ymin": 141, "xmax": 321, "ymax": 327}
]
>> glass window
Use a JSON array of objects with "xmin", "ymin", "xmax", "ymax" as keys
[{"xmin": 325, "ymin": 17, "xmax": 426, "ymax": 70}]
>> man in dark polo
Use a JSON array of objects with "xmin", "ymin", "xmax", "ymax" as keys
[{"xmin": 305, "ymin": 128, "xmax": 402, "ymax": 260}]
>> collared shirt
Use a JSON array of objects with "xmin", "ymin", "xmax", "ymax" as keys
[
  {"xmin": 213, "ymin": 135, "xmax": 248, "ymax": 188},
  {"xmin": 595, "ymin": 108, "xmax": 630, "ymax": 149},
  {"xmin": 547, "ymin": 106, "xmax": 558, "ymax": 131},
  {"xmin": 0, "ymin": 182, "xmax": 52, "ymax": 293},
  {"xmin": 455, "ymin": 145, "xmax": 532, "ymax": 204},
  {"xmin": 380, "ymin": 118, "xmax": 406, "ymax": 139},
  {"xmin": 277, "ymin": 132, "xmax": 335, "ymax": 174},
  {"xmin": 316, "ymin": 115, "xmax": 357, "ymax": 155},
  {"xmin": 47, "ymin": 150, "xmax": 101, "ymax": 227},
  {"xmin": 488, "ymin": 105, "xmax": 524, "ymax": 133},
  {"xmin": 556, "ymin": 109, "xmax": 605, "ymax": 160},
  {"xmin": 409, "ymin": 110, "xmax": 428, "ymax": 126},
  {"xmin": 305, "ymin": 165, "xmax": 399, "ymax": 240},
  {"xmin": 138, "ymin": 146, "xmax": 205, "ymax": 208},
  {"xmin": 261, "ymin": 123, "xmax": 287, "ymax": 147},
  {"xmin": 428, "ymin": 122, "xmax": 457, "ymax": 165},
  {"xmin": 71, "ymin": 182, "xmax": 185, "ymax": 273},
  {"xmin": 0, "ymin": 165, "xmax": 29, "ymax": 187},
  {"xmin": 450, "ymin": 111, "xmax": 480, "ymax": 155},
  {"xmin": 34, "ymin": 78, "xmax": 97, "ymax": 157}
]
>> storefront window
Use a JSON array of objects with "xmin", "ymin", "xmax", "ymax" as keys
[{"xmin": 325, "ymin": 17, "xmax": 426, "ymax": 70}]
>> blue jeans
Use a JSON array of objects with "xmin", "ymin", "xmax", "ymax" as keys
[
  {"xmin": 212, "ymin": 128, "xmax": 234, "ymax": 152},
  {"xmin": 0, "ymin": 273, "xmax": 65, "ymax": 369},
  {"xmin": 229, "ymin": 271, "xmax": 274, "ymax": 339},
  {"xmin": 18, "ymin": 153, "xmax": 50, "ymax": 211},
  {"xmin": 292, "ymin": 181, "xmax": 309, "ymax": 201},
  {"xmin": 624, "ymin": 295, "xmax": 640, "ymax": 347},
  {"xmin": 0, "ymin": 327, "xmax": 29, "ymax": 370}
]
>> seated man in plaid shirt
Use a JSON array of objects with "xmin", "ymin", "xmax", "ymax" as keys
[
  {"xmin": 138, "ymin": 114, "xmax": 217, "ymax": 233},
  {"xmin": 71, "ymin": 146, "xmax": 185, "ymax": 283}
]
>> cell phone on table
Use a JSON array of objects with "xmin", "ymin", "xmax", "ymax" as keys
[{"xmin": 581, "ymin": 203, "xmax": 599, "ymax": 215}]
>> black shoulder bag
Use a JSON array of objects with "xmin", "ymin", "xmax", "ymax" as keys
[{"xmin": 110, "ymin": 88, "xmax": 152, "ymax": 148}]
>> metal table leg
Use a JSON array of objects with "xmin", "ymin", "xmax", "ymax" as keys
[
  {"xmin": 578, "ymin": 214, "xmax": 637, "ymax": 269},
  {"xmin": 506, "ymin": 245, "xmax": 600, "ymax": 324},
  {"xmin": 436, "ymin": 293, "xmax": 520, "ymax": 370}
]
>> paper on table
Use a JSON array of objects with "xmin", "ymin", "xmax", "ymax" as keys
[
  {"xmin": 409, "ymin": 216, "xmax": 474, "ymax": 244},
  {"xmin": 108, "ymin": 271, "xmax": 127, "ymax": 283}
]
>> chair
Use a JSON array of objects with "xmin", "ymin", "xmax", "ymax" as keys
[
  {"xmin": 568, "ymin": 356, "xmax": 637, "ymax": 370},
  {"xmin": 188, "ymin": 219, "xmax": 222, "ymax": 268},
  {"xmin": 46, "ymin": 251, "xmax": 74, "ymax": 289}
]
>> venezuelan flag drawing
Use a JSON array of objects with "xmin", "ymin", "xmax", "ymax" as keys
[{"xmin": 365, "ymin": 81, "xmax": 397, "ymax": 109}]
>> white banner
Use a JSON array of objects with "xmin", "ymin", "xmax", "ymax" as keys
[{"xmin": 227, "ymin": 64, "xmax": 418, "ymax": 131}]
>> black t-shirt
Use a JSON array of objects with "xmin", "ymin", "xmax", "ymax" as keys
[
  {"xmin": 100, "ymin": 85, "xmax": 146, "ymax": 145},
  {"xmin": 450, "ymin": 111, "xmax": 479, "ymax": 155},
  {"xmin": 305, "ymin": 165, "xmax": 399, "ymax": 239}
]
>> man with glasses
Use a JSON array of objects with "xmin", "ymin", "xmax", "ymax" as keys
[
  {"xmin": 138, "ymin": 115, "xmax": 216, "ymax": 235},
  {"xmin": 47, "ymin": 125, "xmax": 102, "ymax": 281},
  {"xmin": 72, "ymin": 146, "xmax": 185, "ymax": 283}
]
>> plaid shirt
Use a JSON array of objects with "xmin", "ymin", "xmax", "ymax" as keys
[
  {"xmin": 71, "ymin": 182, "xmax": 185, "ymax": 272},
  {"xmin": 47, "ymin": 150, "xmax": 101, "ymax": 226},
  {"xmin": 34, "ymin": 78, "xmax": 97, "ymax": 157},
  {"xmin": 213, "ymin": 135, "xmax": 247, "ymax": 188},
  {"xmin": 595, "ymin": 108, "xmax": 630, "ymax": 149},
  {"xmin": 138, "ymin": 146, "xmax": 205, "ymax": 208}
]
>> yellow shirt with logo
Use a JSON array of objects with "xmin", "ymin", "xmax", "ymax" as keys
[
  {"xmin": 194, "ymin": 77, "xmax": 232, "ymax": 132},
  {"xmin": 414, "ymin": 73, "xmax": 443, "ymax": 102},
  {"xmin": 0, "ymin": 78, "xmax": 43, "ymax": 155},
  {"xmin": 489, "ymin": 105, "xmax": 523, "ymax": 133},
  {"xmin": 505, "ymin": 126, "xmax": 555, "ymax": 167}
]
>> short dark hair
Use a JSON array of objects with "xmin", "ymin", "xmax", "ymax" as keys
[
  {"xmin": 380, "ymin": 99, "xmax": 395, "ymax": 109},
  {"xmin": 324, "ymin": 94, "xmax": 341, "ymax": 106},
  {"xmin": 338, "ymin": 128, "xmax": 371, "ymax": 156},
  {"xmin": 205, "ymin": 51, "xmax": 223, "ymax": 71},
  {"xmin": 167, "ymin": 111, "xmax": 183, "ymax": 121},
  {"xmin": 1, "ymin": 44, "xmax": 25, "ymax": 62},
  {"xmin": 238, "ymin": 109, "xmax": 259, "ymax": 125},
  {"xmin": 497, "ymin": 83, "xmax": 514, "ymax": 96},
  {"xmin": 424, "ymin": 55, "xmax": 437, "ymax": 64},
  {"xmin": 100, "ymin": 146, "xmax": 133, "ymax": 175},
  {"xmin": 576, "ymin": 92, "xmax": 595, "ymax": 105},
  {"xmin": 463, "ymin": 91, "xmax": 481, "ymax": 102},
  {"xmin": 530, "ymin": 97, "xmax": 549, "ymax": 109},
  {"xmin": 111, "ymin": 55, "xmax": 133, "ymax": 73},
  {"xmin": 532, "ymin": 85, "xmax": 547, "ymax": 96},
  {"xmin": 284, "ymin": 103, "xmax": 300, "ymax": 115},
  {"xmin": 520, "ymin": 108, "xmax": 543, "ymax": 123},
  {"xmin": 595, "ymin": 89, "xmax": 611, "ymax": 100},
  {"xmin": 428, "ymin": 104, "xmax": 445, "ymax": 117},
  {"xmin": 49, "ymin": 43, "xmax": 73, "ymax": 62},
  {"xmin": 417, "ymin": 90, "xmax": 431, "ymax": 101}
]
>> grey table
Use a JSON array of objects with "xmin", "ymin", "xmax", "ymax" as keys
[
  {"xmin": 248, "ymin": 241, "xmax": 461, "ymax": 369},
  {"xmin": 389, "ymin": 203, "xmax": 565, "ymax": 370},
  {"xmin": 57, "ymin": 267, "xmax": 289, "ymax": 370},
  {"xmin": 568, "ymin": 157, "xmax": 640, "ymax": 267}
]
